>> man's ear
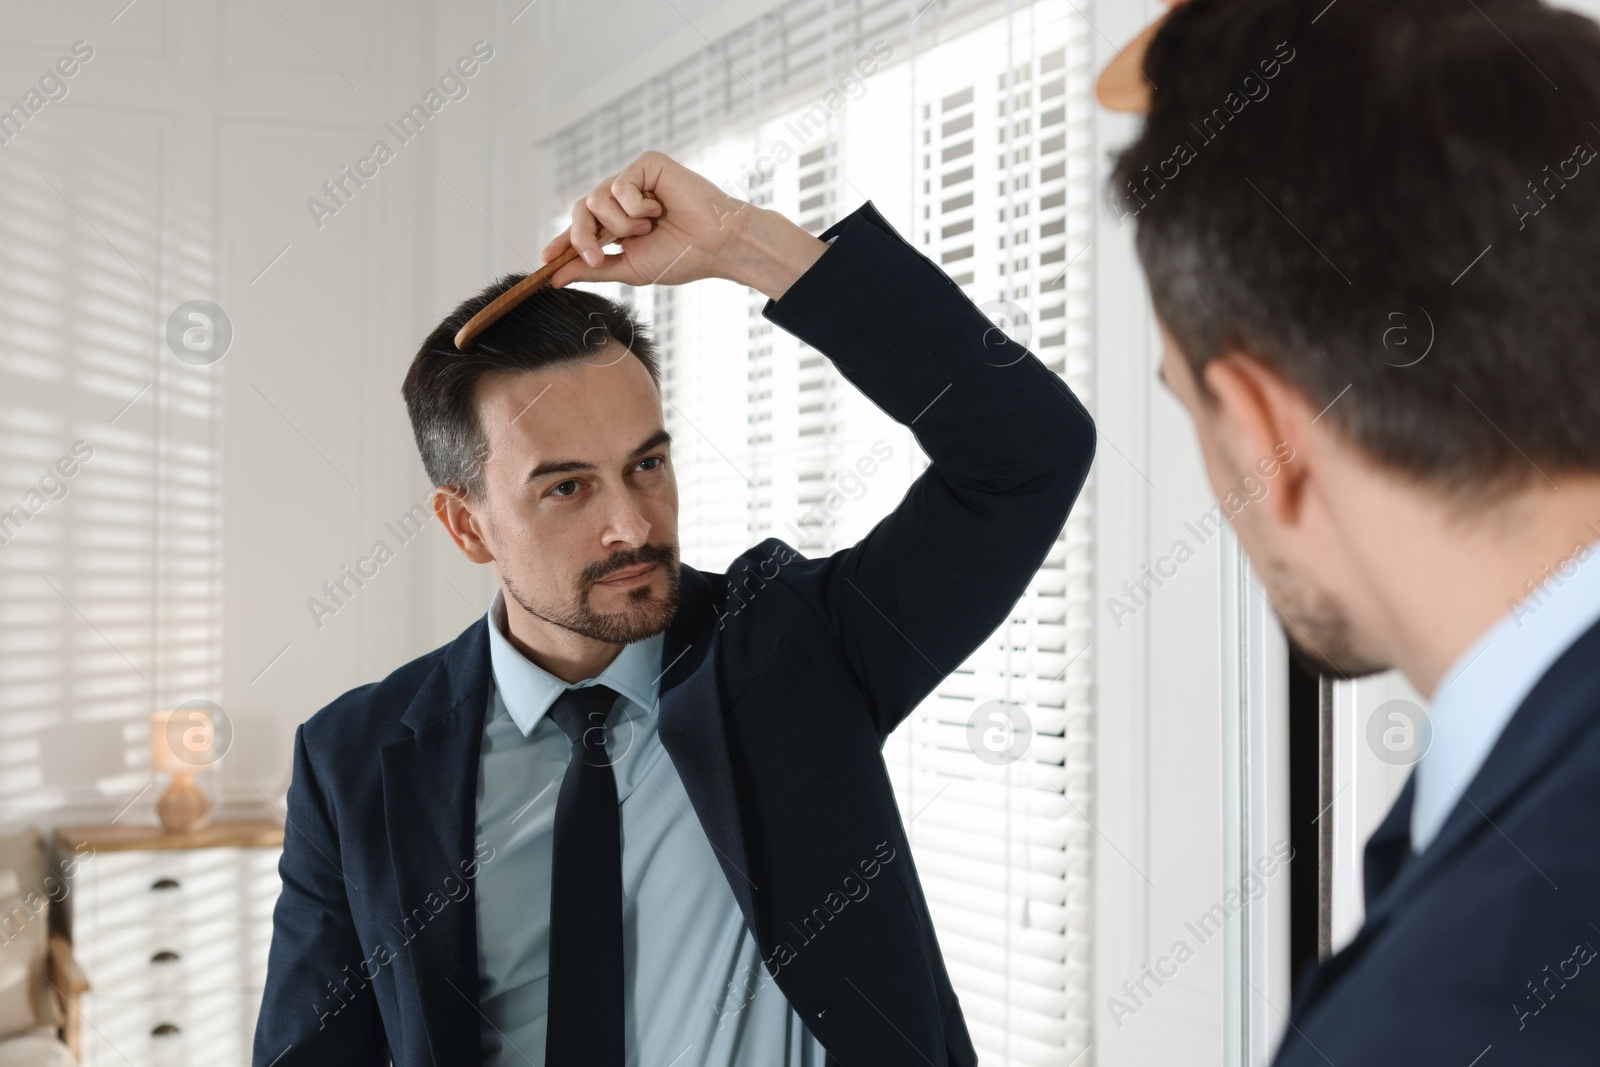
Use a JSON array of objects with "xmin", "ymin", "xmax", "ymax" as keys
[
  {"xmin": 1200, "ymin": 352, "xmax": 1313, "ymax": 525},
  {"xmin": 432, "ymin": 485, "xmax": 497, "ymax": 564}
]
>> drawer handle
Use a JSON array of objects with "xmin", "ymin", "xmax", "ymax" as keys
[
  {"xmin": 151, "ymin": 878, "xmax": 180, "ymax": 891},
  {"xmin": 151, "ymin": 1023, "xmax": 181, "ymax": 1037},
  {"xmin": 151, "ymin": 950, "xmax": 180, "ymax": 965}
]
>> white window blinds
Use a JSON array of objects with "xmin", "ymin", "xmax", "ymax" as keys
[{"xmin": 537, "ymin": 2, "xmax": 1093, "ymax": 1063}]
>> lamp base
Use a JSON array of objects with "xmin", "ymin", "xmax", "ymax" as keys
[{"xmin": 157, "ymin": 772, "xmax": 210, "ymax": 834}]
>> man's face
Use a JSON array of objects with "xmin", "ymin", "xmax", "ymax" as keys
[
  {"xmin": 467, "ymin": 342, "xmax": 681, "ymax": 645},
  {"xmin": 1156, "ymin": 327, "xmax": 1388, "ymax": 679}
]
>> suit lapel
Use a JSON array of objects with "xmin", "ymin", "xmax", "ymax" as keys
[
  {"xmin": 379, "ymin": 615, "xmax": 492, "ymax": 1065},
  {"xmin": 653, "ymin": 564, "xmax": 766, "ymax": 945}
]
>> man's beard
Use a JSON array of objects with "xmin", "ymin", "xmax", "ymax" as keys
[
  {"xmin": 1258, "ymin": 554, "xmax": 1388, "ymax": 681},
  {"xmin": 505, "ymin": 541, "xmax": 681, "ymax": 645}
]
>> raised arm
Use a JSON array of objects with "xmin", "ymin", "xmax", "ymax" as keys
[
  {"xmin": 749, "ymin": 199, "xmax": 1095, "ymax": 738},
  {"xmin": 543, "ymin": 150, "xmax": 1095, "ymax": 740}
]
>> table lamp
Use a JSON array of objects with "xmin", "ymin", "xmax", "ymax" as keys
[{"xmin": 149, "ymin": 709, "xmax": 213, "ymax": 833}]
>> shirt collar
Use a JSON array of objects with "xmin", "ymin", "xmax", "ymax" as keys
[
  {"xmin": 484, "ymin": 584, "xmax": 664, "ymax": 737},
  {"xmin": 1412, "ymin": 527, "xmax": 1600, "ymax": 852}
]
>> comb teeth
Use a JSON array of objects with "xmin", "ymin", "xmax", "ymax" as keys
[{"xmin": 452, "ymin": 254, "xmax": 573, "ymax": 351}]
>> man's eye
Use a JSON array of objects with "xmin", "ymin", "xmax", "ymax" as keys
[
  {"xmin": 638, "ymin": 456, "xmax": 663, "ymax": 472},
  {"xmin": 549, "ymin": 480, "xmax": 580, "ymax": 498}
]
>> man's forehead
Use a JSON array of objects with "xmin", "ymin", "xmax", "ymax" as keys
[
  {"xmin": 480, "ymin": 348, "xmax": 636, "ymax": 407},
  {"xmin": 476, "ymin": 360, "xmax": 662, "ymax": 459},
  {"xmin": 478, "ymin": 367, "xmax": 566, "ymax": 415}
]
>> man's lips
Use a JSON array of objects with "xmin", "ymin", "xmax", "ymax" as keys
[{"xmin": 597, "ymin": 563, "xmax": 656, "ymax": 585}]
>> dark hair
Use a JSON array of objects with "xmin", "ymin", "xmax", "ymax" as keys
[
  {"xmin": 1110, "ymin": 0, "xmax": 1600, "ymax": 505},
  {"xmin": 402, "ymin": 277, "xmax": 661, "ymax": 500}
]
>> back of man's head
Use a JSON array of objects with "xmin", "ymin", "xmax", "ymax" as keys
[{"xmin": 1113, "ymin": 0, "xmax": 1600, "ymax": 506}]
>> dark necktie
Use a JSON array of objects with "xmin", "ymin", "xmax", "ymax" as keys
[
  {"xmin": 1362, "ymin": 772, "xmax": 1417, "ymax": 911},
  {"xmin": 544, "ymin": 683, "xmax": 625, "ymax": 1066}
]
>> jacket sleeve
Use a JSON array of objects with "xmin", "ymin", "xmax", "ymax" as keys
[
  {"xmin": 756, "ymin": 199, "xmax": 1095, "ymax": 739},
  {"xmin": 253, "ymin": 724, "xmax": 389, "ymax": 1065}
]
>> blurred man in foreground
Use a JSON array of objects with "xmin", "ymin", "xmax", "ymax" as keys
[{"xmin": 1101, "ymin": 0, "xmax": 1600, "ymax": 1060}]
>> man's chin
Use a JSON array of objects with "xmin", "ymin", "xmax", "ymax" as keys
[
  {"xmin": 1284, "ymin": 632, "xmax": 1388, "ymax": 681},
  {"xmin": 581, "ymin": 565, "xmax": 681, "ymax": 643},
  {"xmin": 1274, "ymin": 605, "xmax": 1389, "ymax": 680},
  {"xmin": 1254, "ymin": 555, "xmax": 1387, "ymax": 680}
]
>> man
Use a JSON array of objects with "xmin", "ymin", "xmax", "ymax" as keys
[
  {"xmin": 253, "ymin": 150, "xmax": 1096, "ymax": 1065},
  {"xmin": 1099, "ymin": 0, "xmax": 1600, "ymax": 1060}
]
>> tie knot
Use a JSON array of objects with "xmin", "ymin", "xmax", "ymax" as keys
[{"xmin": 547, "ymin": 683, "xmax": 621, "ymax": 761}]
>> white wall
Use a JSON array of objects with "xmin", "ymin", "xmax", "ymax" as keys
[{"xmin": 0, "ymin": 0, "xmax": 501, "ymax": 828}]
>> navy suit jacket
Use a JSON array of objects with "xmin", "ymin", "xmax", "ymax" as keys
[
  {"xmin": 1274, "ymin": 615, "xmax": 1600, "ymax": 1064},
  {"xmin": 253, "ymin": 199, "xmax": 1097, "ymax": 1066}
]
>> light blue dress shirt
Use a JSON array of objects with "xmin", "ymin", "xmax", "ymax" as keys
[
  {"xmin": 1412, "ymin": 531, "xmax": 1600, "ymax": 852},
  {"xmin": 474, "ymin": 585, "xmax": 828, "ymax": 1067}
]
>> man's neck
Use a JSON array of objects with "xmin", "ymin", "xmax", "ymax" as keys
[
  {"xmin": 497, "ymin": 598, "xmax": 624, "ymax": 685},
  {"xmin": 1357, "ymin": 473, "xmax": 1600, "ymax": 699}
]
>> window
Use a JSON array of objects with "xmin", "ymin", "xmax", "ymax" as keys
[{"xmin": 538, "ymin": 1, "xmax": 1092, "ymax": 1062}]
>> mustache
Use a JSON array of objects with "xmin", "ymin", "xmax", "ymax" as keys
[{"xmin": 585, "ymin": 542, "xmax": 677, "ymax": 584}]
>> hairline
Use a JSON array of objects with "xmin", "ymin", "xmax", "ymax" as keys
[{"xmin": 453, "ymin": 340, "xmax": 665, "ymax": 504}]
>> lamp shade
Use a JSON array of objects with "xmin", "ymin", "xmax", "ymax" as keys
[{"xmin": 149, "ymin": 708, "xmax": 214, "ymax": 773}]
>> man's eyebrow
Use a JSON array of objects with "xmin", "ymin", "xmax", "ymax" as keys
[{"xmin": 523, "ymin": 428, "xmax": 673, "ymax": 484}]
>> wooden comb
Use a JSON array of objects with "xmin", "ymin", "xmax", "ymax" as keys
[
  {"xmin": 453, "ymin": 191, "xmax": 659, "ymax": 351},
  {"xmin": 1094, "ymin": 10, "xmax": 1170, "ymax": 114}
]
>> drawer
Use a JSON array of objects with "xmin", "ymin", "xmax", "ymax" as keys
[
  {"xmin": 78, "ymin": 988, "xmax": 261, "ymax": 1067},
  {"xmin": 77, "ymin": 917, "xmax": 274, "ymax": 1000},
  {"xmin": 72, "ymin": 847, "xmax": 281, "ymax": 933}
]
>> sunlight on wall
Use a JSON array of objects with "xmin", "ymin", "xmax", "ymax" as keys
[{"xmin": 0, "ymin": 101, "xmax": 226, "ymax": 827}]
